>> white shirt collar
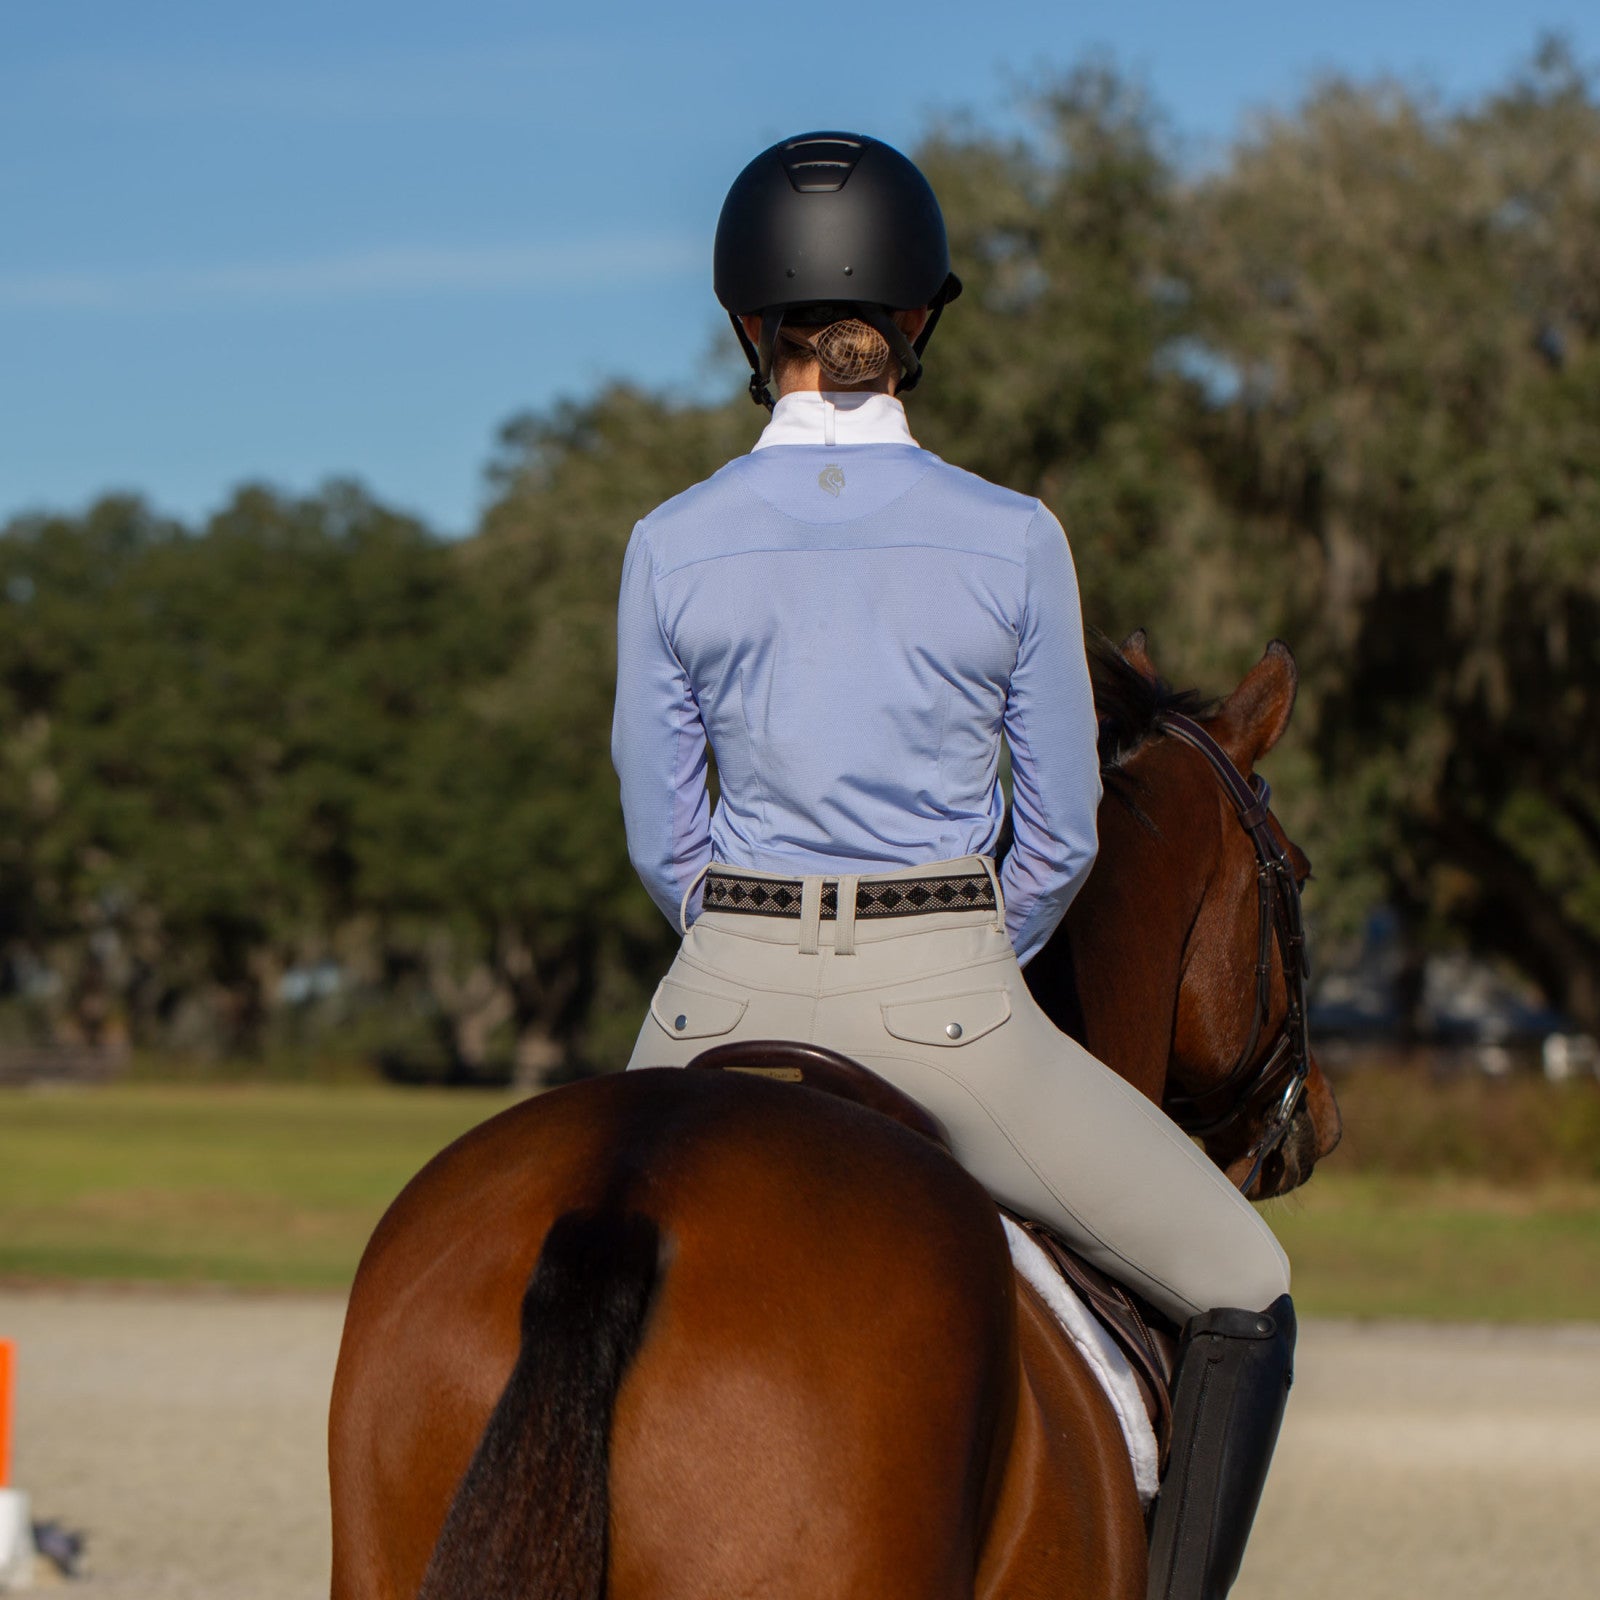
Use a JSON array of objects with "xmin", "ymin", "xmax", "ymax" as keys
[{"xmin": 752, "ymin": 391, "xmax": 920, "ymax": 451}]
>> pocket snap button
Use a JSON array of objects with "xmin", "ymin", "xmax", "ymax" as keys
[{"xmin": 945, "ymin": 1022, "xmax": 963, "ymax": 1040}]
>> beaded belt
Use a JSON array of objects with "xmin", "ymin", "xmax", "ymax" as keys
[{"xmin": 703, "ymin": 868, "xmax": 996, "ymax": 920}]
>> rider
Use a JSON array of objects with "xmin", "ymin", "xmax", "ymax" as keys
[{"xmin": 612, "ymin": 130, "xmax": 1295, "ymax": 1600}]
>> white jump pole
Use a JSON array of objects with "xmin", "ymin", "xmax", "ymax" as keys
[{"xmin": 0, "ymin": 1339, "xmax": 35, "ymax": 1590}]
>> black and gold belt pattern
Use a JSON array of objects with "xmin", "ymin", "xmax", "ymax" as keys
[{"xmin": 703, "ymin": 869, "xmax": 996, "ymax": 920}]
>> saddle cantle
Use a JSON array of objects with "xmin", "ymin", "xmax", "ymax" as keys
[
  {"xmin": 686, "ymin": 1039, "xmax": 950, "ymax": 1148},
  {"xmin": 685, "ymin": 1038, "xmax": 1177, "ymax": 1464}
]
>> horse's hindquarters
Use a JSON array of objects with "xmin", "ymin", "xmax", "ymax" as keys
[
  {"xmin": 979, "ymin": 1283, "xmax": 1148, "ymax": 1598},
  {"xmin": 331, "ymin": 1069, "xmax": 1043, "ymax": 1600}
]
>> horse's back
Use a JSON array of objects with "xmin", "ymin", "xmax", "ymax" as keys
[{"xmin": 332, "ymin": 1069, "xmax": 1015, "ymax": 1598}]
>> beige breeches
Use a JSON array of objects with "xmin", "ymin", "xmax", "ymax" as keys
[{"xmin": 626, "ymin": 857, "xmax": 1290, "ymax": 1324}]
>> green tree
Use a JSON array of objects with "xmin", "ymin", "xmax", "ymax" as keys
[
  {"xmin": 914, "ymin": 64, "xmax": 1199, "ymax": 638},
  {"xmin": 8, "ymin": 44, "xmax": 1598, "ymax": 1069},
  {"xmin": 0, "ymin": 485, "xmax": 511, "ymax": 1056},
  {"xmin": 1183, "ymin": 39, "xmax": 1600, "ymax": 1027},
  {"xmin": 0, "ymin": 496, "xmax": 185, "ymax": 1044}
]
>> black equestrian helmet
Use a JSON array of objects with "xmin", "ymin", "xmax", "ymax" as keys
[{"xmin": 714, "ymin": 131, "xmax": 961, "ymax": 315}]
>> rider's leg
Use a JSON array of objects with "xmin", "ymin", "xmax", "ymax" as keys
[
  {"xmin": 1146, "ymin": 1296, "xmax": 1296, "ymax": 1600},
  {"xmin": 800, "ymin": 901, "xmax": 1296, "ymax": 1600},
  {"xmin": 815, "ymin": 929, "xmax": 1289, "ymax": 1322},
  {"xmin": 626, "ymin": 866, "xmax": 1289, "ymax": 1323}
]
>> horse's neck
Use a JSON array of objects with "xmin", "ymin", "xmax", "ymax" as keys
[
  {"xmin": 1046, "ymin": 829, "xmax": 1205, "ymax": 1104},
  {"xmin": 1054, "ymin": 926, "xmax": 1176, "ymax": 1102},
  {"xmin": 1023, "ymin": 929, "xmax": 1091, "ymax": 1045}
]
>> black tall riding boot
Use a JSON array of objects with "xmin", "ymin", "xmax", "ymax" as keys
[{"xmin": 1146, "ymin": 1294, "xmax": 1296, "ymax": 1600}]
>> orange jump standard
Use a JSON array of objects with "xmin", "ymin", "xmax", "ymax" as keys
[{"xmin": 0, "ymin": 1339, "xmax": 12, "ymax": 1489}]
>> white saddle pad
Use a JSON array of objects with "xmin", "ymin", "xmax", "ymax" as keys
[{"xmin": 1003, "ymin": 1217, "xmax": 1160, "ymax": 1503}]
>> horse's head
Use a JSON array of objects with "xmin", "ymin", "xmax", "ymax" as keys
[{"xmin": 1051, "ymin": 632, "xmax": 1342, "ymax": 1201}]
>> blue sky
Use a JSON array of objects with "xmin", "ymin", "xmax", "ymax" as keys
[{"xmin": 4, "ymin": 2, "xmax": 1595, "ymax": 535}]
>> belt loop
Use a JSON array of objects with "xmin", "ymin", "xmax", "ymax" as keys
[
  {"xmin": 834, "ymin": 875, "xmax": 860, "ymax": 955},
  {"xmin": 978, "ymin": 855, "xmax": 1007, "ymax": 933},
  {"xmin": 679, "ymin": 862, "xmax": 712, "ymax": 936},
  {"xmin": 798, "ymin": 876, "xmax": 823, "ymax": 955}
]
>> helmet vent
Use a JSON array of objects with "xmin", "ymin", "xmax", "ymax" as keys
[{"xmin": 781, "ymin": 135, "xmax": 864, "ymax": 193}]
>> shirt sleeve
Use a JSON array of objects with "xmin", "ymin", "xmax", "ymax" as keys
[
  {"xmin": 611, "ymin": 524, "xmax": 712, "ymax": 927},
  {"xmin": 1000, "ymin": 505, "xmax": 1102, "ymax": 966}
]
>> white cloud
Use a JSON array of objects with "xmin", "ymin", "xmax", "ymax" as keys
[{"xmin": 0, "ymin": 236, "xmax": 704, "ymax": 311}]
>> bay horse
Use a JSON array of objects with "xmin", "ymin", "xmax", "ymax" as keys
[{"xmin": 328, "ymin": 635, "xmax": 1342, "ymax": 1600}]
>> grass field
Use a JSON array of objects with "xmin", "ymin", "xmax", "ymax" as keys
[
  {"xmin": 0, "ymin": 1084, "xmax": 513, "ymax": 1288},
  {"xmin": 1262, "ymin": 1174, "xmax": 1600, "ymax": 1321},
  {"xmin": 3, "ymin": 1080, "xmax": 1598, "ymax": 1318}
]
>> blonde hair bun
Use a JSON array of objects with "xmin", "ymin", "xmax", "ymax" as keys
[{"xmin": 812, "ymin": 318, "xmax": 891, "ymax": 385}]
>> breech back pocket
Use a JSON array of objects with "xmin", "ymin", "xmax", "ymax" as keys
[
  {"xmin": 881, "ymin": 988, "xmax": 1011, "ymax": 1047},
  {"xmin": 650, "ymin": 979, "xmax": 748, "ymax": 1041}
]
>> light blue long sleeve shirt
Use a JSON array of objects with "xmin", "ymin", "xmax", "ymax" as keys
[{"xmin": 611, "ymin": 393, "xmax": 1101, "ymax": 966}]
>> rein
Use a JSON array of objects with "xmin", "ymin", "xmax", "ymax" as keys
[{"xmin": 1154, "ymin": 711, "xmax": 1313, "ymax": 1195}]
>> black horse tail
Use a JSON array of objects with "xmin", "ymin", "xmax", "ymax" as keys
[{"xmin": 417, "ymin": 1208, "xmax": 661, "ymax": 1600}]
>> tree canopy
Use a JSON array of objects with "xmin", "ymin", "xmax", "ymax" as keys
[{"xmin": 4, "ymin": 43, "xmax": 1597, "ymax": 1071}]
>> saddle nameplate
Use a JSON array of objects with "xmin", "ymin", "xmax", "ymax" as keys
[{"xmin": 725, "ymin": 1065, "xmax": 804, "ymax": 1081}]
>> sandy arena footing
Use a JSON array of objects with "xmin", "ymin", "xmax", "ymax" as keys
[{"xmin": 2, "ymin": 1289, "xmax": 1597, "ymax": 1599}]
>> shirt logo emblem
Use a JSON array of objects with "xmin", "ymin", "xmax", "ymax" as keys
[{"xmin": 818, "ymin": 465, "xmax": 845, "ymax": 497}]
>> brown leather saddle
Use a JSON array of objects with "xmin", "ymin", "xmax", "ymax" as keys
[{"xmin": 686, "ymin": 1039, "xmax": 1178, "ymax": 1463}]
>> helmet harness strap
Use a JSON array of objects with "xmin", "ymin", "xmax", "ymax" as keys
[
  {"xmin": 852, "ymin": 306, "xmax": 922, "ymax": 393},
  {"xmin": 728, "ymin": 309, "xmax": 794, "ymax": 412},
  {"xmin": 910, "ymin": 278, "xmax": 957, "ymax": 363},
  {"xmin": 727, "ymin": 311, "xmax": 776, "ymax": 411},
  {"xmin": 732, "ymin": 272, "xmax": 958, "ymax": 410},
  {"xmin": 755, "ymin": 309, "xmax": 787, "ymax": 411}
]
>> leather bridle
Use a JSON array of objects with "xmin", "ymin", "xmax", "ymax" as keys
[{"xmin": 1154, "ymin": 711, "xmax": 1313, "ymax": 1195}]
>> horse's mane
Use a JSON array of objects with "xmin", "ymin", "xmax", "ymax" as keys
[
  {"xmin": 1086, "ymin": 634, "xmax": 1219, "ymax": 832},
  {"xmin": 1088, "ymin": 632, "xmax": 1216, "ymax": 772},
  {"xmin": 994, "ymin": 633, "xmax": 1217, "ymax": 857}
]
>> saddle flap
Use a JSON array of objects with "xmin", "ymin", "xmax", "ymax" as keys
[
  {"xmin": 881, "ymin": 988, "xmax": 1010, "ymax": 1048},
  {"xmin": 1004, "ymin": 1209, "xmax": 1178, "ymax": 1468},
  {"xmin": 650, "ymin": 980, "xmax": 748, "ymax": 1041}
]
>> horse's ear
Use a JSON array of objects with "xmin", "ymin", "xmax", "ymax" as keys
[
  {"xmin": 1213, "ymin": 640, "xmax": 1298, "ymax": 769},
  {"xmin": 1119, "ymin": 628, "xmax": 1157, "ymax": 682}
]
